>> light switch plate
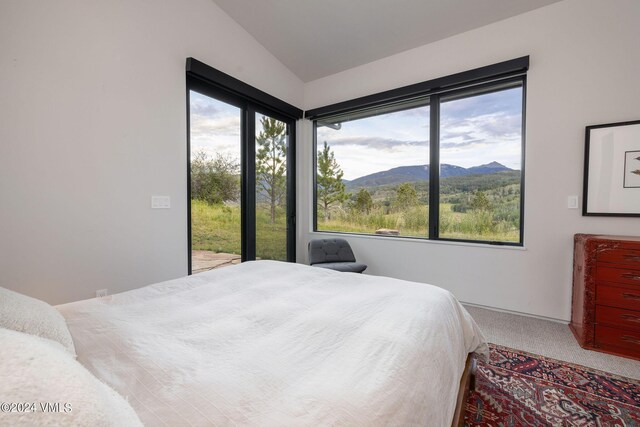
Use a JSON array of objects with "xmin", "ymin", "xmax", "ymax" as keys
[
  {"xmin": 568, "ymin": 195, "xmax": 579, "ymax": 209},
  {"xmin": 151, "ymin": 196, "xmax": 171, "ymax": 209}
]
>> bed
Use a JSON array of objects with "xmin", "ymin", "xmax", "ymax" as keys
[{"xmin": 55, "ymin": 260, "xmax": 487, "ymax": 426}]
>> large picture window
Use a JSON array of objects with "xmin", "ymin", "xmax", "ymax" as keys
[{"xmin": 309, "ymin": 58, "xmax": 527, "ymax": 245}]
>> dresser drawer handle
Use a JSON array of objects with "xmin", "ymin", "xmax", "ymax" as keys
[
  {"xmin": 622, "ymin": 293, "xmax": 640, "ymax": 300},
  {"xmin": 621, "ymin": 335, "xmax": 640, "ymax": 345},
  {"xmin": 623, "ymin": 254, "xmax": 640, "ymax": 262},
  {"xmin": 621, "ymin": 273, "xmax": 640, "ymax": 281},
  {"xmin": 620, "ymin": 314, "xmax": 640, "ymax": 323}
]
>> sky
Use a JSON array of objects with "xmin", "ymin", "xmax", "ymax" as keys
[
  {"xmin": 190, "ymin": 87, "xmax": 523, "ymax": 182},
  {"xmin": 317, "ymin": 86, "xmax": 523, "ymax": 180},
  {"xmin": 190, "ymin": 90, "xmax": 242, "ymax": 160},
  {"xmin": 190, "ymin": 91, "xmax": 282, "ymax": 164}
]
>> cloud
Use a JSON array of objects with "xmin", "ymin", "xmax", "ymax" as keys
[
  {"xmin": 190, "ymin": 100, "xmax": 223, "ymax": 116},
  {"xmin": 322, "ymin": 136, "xmax": 427, "ymax": 151},
  {"xmin": 440, "ymin": 130, "xmax": 478, "ymax": 142},
  {"xmin": 440, "ymin": 110, "xmax": 521, "ymax": 149},
  {"xmin": 475, "ymin": 113, "xmax": 521, "ymax": 137},
  {"xmin": 315, "ymin": 86, "xmax": 523, "ymax": 173},
  {"xmin": 442, "ymin": 86, "xmax": 521, "ymax": 116},
  {"xmin": 440, "ymin": 139, "xmax": 483, "ymax": 149},
  {"xmin": 188, "ymin": 90, "xmax": 243, "ymax": 159},
  {"xmin": 190, "ymin": 116, "xmax": 241, "ymax": 138},
  {"xmin": 189, "ymin": 90, "xmax": 241, "ymax": 117}
]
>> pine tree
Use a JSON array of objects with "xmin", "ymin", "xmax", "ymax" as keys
[
  {"xmin": 353, "ymin": 188, "xmax": 373, "ymax": 214},
  {"xmin": 256, "ymin": 116, "xmax": 287, "ymax": 223},
  {"xmin": 394, "ymin": 182, "xmax": 418, "ymax": 211},
  {"xmin": 317, "ymin": 141, "xmax": 347, "ymax": 221},
  {"xmin": 471, "ymin": 190, "xmax": 492, "ymax": 212}
]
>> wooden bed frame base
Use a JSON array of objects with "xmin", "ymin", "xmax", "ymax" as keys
[{"xmin": 450, "ymin": 353, "xmax": 477, "ymax": 427}]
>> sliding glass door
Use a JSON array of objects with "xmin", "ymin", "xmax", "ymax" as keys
[
  {"xmin": 255, "ymin": 112, "xmax": 290, "ymax": 262},
  {"xmin": 187, "ymin": 82, "xmax": 296, "ymax": 274},
  {"xmin": 189, "ymin": 91, "xmax": 243, "ymax": 273}
]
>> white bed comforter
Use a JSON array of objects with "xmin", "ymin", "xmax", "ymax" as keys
[{"xmin": 57, "ymin": 260, "xmax": 487, "ymax": 427}]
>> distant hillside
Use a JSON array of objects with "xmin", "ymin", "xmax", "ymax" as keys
[
  {"xmin": 466, "ymin": 161, "xmax": 514, "ymax": 175},
  {"xmin": 345, "ymin": 161, "xmax": 512, "ymax": 190}
]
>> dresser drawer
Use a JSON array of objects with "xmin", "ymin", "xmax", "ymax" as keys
[
  {"xmin": 596, "ymin": 266, "xmax": 640, "ymax": 286},
  {"xmin": 597, "ymin": 248, "xmax": 640, "ymax": 267},
  {"xmin": 595, "ymin": 325, "xmax": 640, "ymax": 354},
  {"xmin": 596, "ymin": 285, "xmax": 640, "ymax": 311},
  {"xmin": 596, "ymin": 305, "xmax": 640, "ymax": 332}
]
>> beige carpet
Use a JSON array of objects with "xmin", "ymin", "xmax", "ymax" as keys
[{"xmin": 464, "ymin": 304, "xmax": 640, "ymax": 380}]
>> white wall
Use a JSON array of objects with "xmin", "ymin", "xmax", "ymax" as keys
[
  {"xmin": 298, "ymin": 0, "xmax": 640, "ymax": 321},
  {"xmin": 0, "ymin": 0, "xmax": 303, "ymax": 304}
]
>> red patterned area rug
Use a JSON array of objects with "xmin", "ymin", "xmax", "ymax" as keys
[{"xmin": 464, "ymin": 344, "xmax": 640, "ymax": 426}]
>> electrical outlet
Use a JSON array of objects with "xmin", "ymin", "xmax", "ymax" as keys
[
  {"xmin": 151, "ymin": 196, "xmax": 171, "ymax": 209},
  {"xmin": 568, "ymin": 195, "xmax": 579, "ymax": 209},
  {"xmin": 96, "ymin": 289, "xmax": 108, "ymax": 298}
]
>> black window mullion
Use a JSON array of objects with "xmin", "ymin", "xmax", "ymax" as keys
[
  {"xmin": 519, "ymin": 76, "xmax": 527, "ymax": 246},
  {"xmin": 186, "ymin": 88, "xmax": 193, "ymax": 275},
  {"xmin": 312, "ymin": 121, "xmax": 318, "ymax": 233},
  {"xmin": 242, "ymin": 105, "xmax": 257, "ymax": 262},
  {"xmin": 286, "ymin": 123, "xmax": 296, "ymax": 262},
  {"xmin": 428, "ymin": 95, "xmax": 440, "ymax": 239}
]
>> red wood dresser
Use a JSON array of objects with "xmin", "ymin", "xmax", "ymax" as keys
[{"xmin": 570, "ymin": 234, "xmax": 640, "ymax": 360}]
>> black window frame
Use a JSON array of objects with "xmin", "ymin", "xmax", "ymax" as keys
[
  {"xmin": 307, "ymin": 57, "xmax": 528, "ymax": 247},
  {"xmin": 186, "ymin": 58, "xmax": 303, "ymax": 274}
]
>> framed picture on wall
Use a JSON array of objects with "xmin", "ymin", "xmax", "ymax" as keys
[
  {"xmin": 583, "ymin": 119, "xmax": 640, "ymax": 216},
  {"xmin": 623, "ymin": 150, "xmax": 640, "ymax": 188}
]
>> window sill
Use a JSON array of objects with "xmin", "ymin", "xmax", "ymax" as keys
[{"xmin": 309, "ymin": 230, "xmax": 526, "ymax": 251}]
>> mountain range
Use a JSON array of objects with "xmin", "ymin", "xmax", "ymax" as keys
[{"xmin": 344, "ymin": 161, "xmax": 513, "ymax": 189}]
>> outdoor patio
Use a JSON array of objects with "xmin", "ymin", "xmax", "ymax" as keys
[{"xmin": 191, "ymin": 250, "xmax": 241, "ymax": 274}]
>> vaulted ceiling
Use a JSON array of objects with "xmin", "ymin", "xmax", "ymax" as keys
[{"xmin": 212, "ymin": 0, "xmax": 562, "ymax": 82}]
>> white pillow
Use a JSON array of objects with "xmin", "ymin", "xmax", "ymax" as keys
[
  {"xmin": 0, "ymin": 287, "xmax": 76, "ymax": 355},
  {"xmin": 0, "ymin": 328, "xmax": 143, "ymax": 427}
]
